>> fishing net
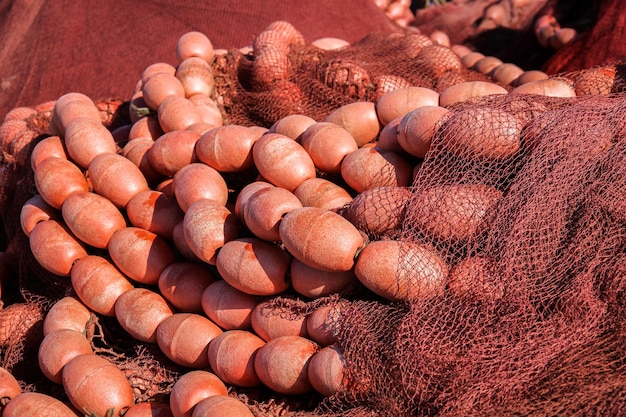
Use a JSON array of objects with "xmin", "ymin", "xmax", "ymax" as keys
[
  {"xmin": 543, "ymin": 0, "xmax": 626, "ymax": 73},
  {"xmin": 217, "ymin": 29, "xmax": 492, "ymax": 127},
  {"xmin": 1, "ymin": 16, "xmax": 626, "ymax": 417},
  {"xmin": 315, "ymin": 91, "xmax": 626, "ymax": 417}
]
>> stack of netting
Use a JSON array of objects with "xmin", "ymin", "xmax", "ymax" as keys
[
  {"xmin": 216, "ymin": 30, "xmax": 494, "ymax": 127},
  {"xmin": 318, "ymin": 92, "xmax": 626, "ymax": 416},
  {"xmin": 1, "ymin": 19, "xmax": 625, "ymax": 417}
]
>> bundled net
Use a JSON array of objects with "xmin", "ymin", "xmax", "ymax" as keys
[
  {"xmin": 1, "ymin": 18, "xmax": 626, "ymax": 416},
  {"xmin": 215, "ymin": 25, "xmax": 493, "ymax": 127},
  {"xmin": 313, "ymin": 92, "xmax": 626, "ymax": 416},
  {"xmin": 543, "ymin": 0, "xmax": 626, "ymax": 74}
]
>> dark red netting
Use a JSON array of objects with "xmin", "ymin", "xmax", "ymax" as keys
[{"xmin": 316, "ymin": 92, "xmax": 626, "ymax": 417}]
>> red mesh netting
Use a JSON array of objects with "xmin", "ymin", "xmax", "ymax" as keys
[
  {"xmin": 544, "ymin": 0, "xmax": 626, "ymax": 73},
  {"xmin": 410, "ymin": 0, "xmax": 625, "ymax": 76},
  {"xmin": 308, "ymin": 92, "xmax": 626, "ymax": 417},
  {"xmin": 218, "ymin": 30, "xmax": 493, "ymax": 127}
]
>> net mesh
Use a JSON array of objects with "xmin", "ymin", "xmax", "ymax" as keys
[
  {"xmin": 318, "ymin": 92, "xmax": 626, "ymax": 417},
  {"xmin": 1, "ymin": 20, "xmax": 626, "ymax": 416},
  {"xmin": 216, "ymin": 30, "xmax": 495, "ymax": 127}
]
